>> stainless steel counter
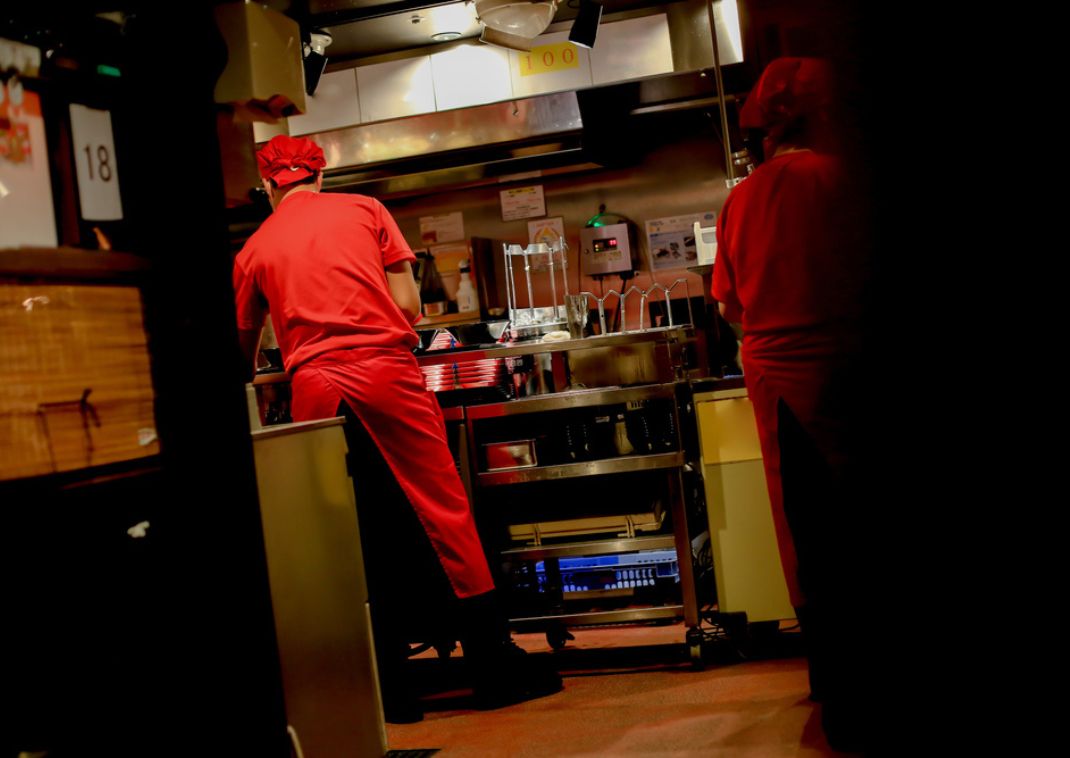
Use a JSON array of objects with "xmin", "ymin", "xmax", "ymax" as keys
[{"xmin": 250, "ymin": 416, "xmax": 344, "ymax": 440}]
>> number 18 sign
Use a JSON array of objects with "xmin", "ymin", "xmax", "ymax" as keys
[{"xmin": 69, "ymin": 104, "xmax": 123, "ymax": 221}]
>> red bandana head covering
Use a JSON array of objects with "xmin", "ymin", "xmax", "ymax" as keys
[
  {"xmin": 256, "ymin": 135, "xmax": 327, "ymax": 188},
  {"xmin": 739, "ymin": 57, "xmax": 834, "ymax": 141}
]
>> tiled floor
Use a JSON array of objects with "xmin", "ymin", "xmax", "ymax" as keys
[{"xmin": 386, "ymin": 622, "xmax": 857, "ymax": 757}]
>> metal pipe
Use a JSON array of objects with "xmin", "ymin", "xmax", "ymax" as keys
[
  {"xmin": 620, "ymin": 286, "xmax": 643, "ymax": 332},
  {"xmin": 505, "ymin": 243, "xmax": 518, "ymax": 319},
  {"xmin": 560, "ymin": 235, "xmax": 570, "ymax": 301},
  {"xmin": 706, "ymin": 0, "xmax": 735, "ymax": 186},
  {"xmin": 548, "ymin": 247, "xmax": 560, "ymax": 321},
  {"xmin": 580, "ymin": 290, "xmax": 604, "ymax": 334},
  {"xmin": 523, "ymin": 247, "xmax": 535, "ymax": 323}
]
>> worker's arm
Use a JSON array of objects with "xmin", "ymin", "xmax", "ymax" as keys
[
  {"xmin": 386, "ymin": 260, "xmax": 422, "ymax": 324},
  {"xmin": 238, "ymin": 328, "xmax": 262, "ymax": 381}
]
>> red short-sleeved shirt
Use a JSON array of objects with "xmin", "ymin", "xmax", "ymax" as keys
[
  {"xmin": 233, "ymin": 191, "xmax": 417, "ymax": 373},
  {"xmin": 712, "ymin": 150, "xmax": 862, "ymax": 360}
]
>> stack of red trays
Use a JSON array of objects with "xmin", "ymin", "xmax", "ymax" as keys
[{"xmin": 420, "ymin": 330, "xmax": 505, "ymax": 392}]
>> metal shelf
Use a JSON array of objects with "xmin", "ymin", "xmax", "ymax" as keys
[
  {"xmin": 467, "ymin": 382, "xmax": 676, "ymax": 420},
  {"xmin": 478, "ymin": 451, "xmax": 683, "ymax": 486},
  {"xmin": 501, "ymin": 535, "xmax": 676, "ymax": 560},
  {"xmin": 415, "ymin": 325, "xmax": 694, "ymax": 367},
  {"xmin": 509, "ymin": 605, "xmax": 685, "ymax": 627}
]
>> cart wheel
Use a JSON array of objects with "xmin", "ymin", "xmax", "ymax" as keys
[
  {"xmin": 686, "ymin": 627, "xmax": 705, "ymax": 669},
  {"xmin": 546, "ymin": 625, "xmax": 575, "ymax": 650},
  {"xmin": 689, "ymin": 641, "xmax": 705, "ymax": 668}
]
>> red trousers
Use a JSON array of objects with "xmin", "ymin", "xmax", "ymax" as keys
[{"xmin": 291, "ymin": 347, "xmax": 495, "ymax": 599}]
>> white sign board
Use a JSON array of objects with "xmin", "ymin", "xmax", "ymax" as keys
[
  {"xmin": 646, "ymin": 212, "xmax": 716, "ymax": 271},
  {"xmin": 500, "ymin": 185, "xmax": 546, "ymax": 221},
  {"xmin": 419, "ymin": 211, "xmax": 465, "ymax": 245},
  {"xmin": 69, "ymin": 104, "xmax": 123, "ymax": 221}
]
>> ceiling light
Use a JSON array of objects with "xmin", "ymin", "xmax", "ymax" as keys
[
  {"xmin": 568, "ymin": 0, "xmax": 602, "ymax": 49},
  {"xmin": 431, "ymin": 31, "xmax": 463, "ymax": 42},
  {"xmin": 474, "ymin": 0, "xmax": 558, "ymax": 50}
]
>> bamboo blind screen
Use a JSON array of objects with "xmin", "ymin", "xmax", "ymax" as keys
[{"xmin": 0, "ymin": 283, "xmax": 160, "ymax": 481}]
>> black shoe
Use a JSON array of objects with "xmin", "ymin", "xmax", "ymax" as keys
[
  {"xmin": 457, "ymin": 590, "xmax": 564, "ymax": 710},
  {"xmin": 470, "ymin": 640, "xmax": 563, "ymax": 710}
]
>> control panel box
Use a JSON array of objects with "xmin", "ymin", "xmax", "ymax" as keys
[{"xmin": 580, "ymin": 223, "xmax": 634, "ymax": 276}]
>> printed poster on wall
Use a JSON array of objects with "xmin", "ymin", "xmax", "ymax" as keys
[
  {"xmin": 500, "ymin": 185, "xmax": 546, "ymax": 221},
  {"xmin": 0, "ymin": 85, "xmax": 58, "ymax": 247},
  {"xmin": 419, "ymin": 211, "xmax": 464, "ymax": 245},
  {"xmin": 527, "ymin": 216, "xmax": 565, "ymax": 246},
  {"xmin": 645, "ymin": 212, "xmax": 716, "ymax": 271}
]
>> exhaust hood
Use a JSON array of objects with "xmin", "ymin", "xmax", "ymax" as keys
[
  {"xmin": 317, "ymin": 91, "xmax": 590, "ymax": 197},
  {"xmin": 261, "ymin": 1, "xmax": 748, "ymax": 199}
]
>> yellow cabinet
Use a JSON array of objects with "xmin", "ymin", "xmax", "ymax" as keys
[{"xmin": 695, "ymin": 388, "xmax": 794, "ymax": 624}]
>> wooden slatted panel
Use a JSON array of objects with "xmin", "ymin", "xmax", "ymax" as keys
[{"xmin": 0, "ymin": 283, "xmax": 159, "ymax": 481}]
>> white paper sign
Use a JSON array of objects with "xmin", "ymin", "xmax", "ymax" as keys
[
  {"xmin": 500, "ymin": 185, "xmax": 546, "ymax": 221},
  {"xmin": 646, "ymin": 212, "xmax": 717, "ymax": 271},
  {"xmin": 69, "ymin": 104, "xmax": 123, "ymax": 221},
  {"xmin": 419, "ymin": 211, "xmax": 465, "ymax": 244},
  {"xmin": 528, "ymin": 216, "xmax": 565, "ymax": 246}
]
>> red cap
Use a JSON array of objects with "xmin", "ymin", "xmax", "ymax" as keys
[
  {"xmin": 256, "ymin": 135, "xmax": 327, "ymax": 188},
  {"xmin": 739, "ymin": 57, "xmax": 834, "ymax": 134}
]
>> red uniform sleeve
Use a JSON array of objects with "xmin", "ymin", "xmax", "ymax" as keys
[
  {"xmin": 233, "ymin": 257, "xmax": 267, "ymax": 332},
  {"xmin": 375, "ymin": 199, "xmax": 416, "ymax": 268},
  {"xmin": 711, "ymin": 203, "xmax": 744, "ymax": 323}
]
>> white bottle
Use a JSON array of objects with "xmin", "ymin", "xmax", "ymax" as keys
[{"xmin": 455, "ymin": 259, "xmax": 479, "ymax": 313}]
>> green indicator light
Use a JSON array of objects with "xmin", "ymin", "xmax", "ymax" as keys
[{"xmin": 96, "ymin": 64, "xmax": 121, "ymax": 78}]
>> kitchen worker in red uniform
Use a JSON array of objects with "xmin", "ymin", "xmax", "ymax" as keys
[
  {"xmin": 234, "ymin": 135, "xmax": 561, "ymax": 723},
  {"xmin": 712, "ymin": 58, "xmax": 869, "ymax": 750}
]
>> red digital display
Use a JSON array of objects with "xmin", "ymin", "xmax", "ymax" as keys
[{"xmin": 592, "ymin": 237, "xmax": 619, "ymax": 253}]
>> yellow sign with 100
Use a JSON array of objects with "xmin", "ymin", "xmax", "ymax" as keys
[{"xmin": 518, "ymin": 42, "xmax": 580, "ymax": 77}]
